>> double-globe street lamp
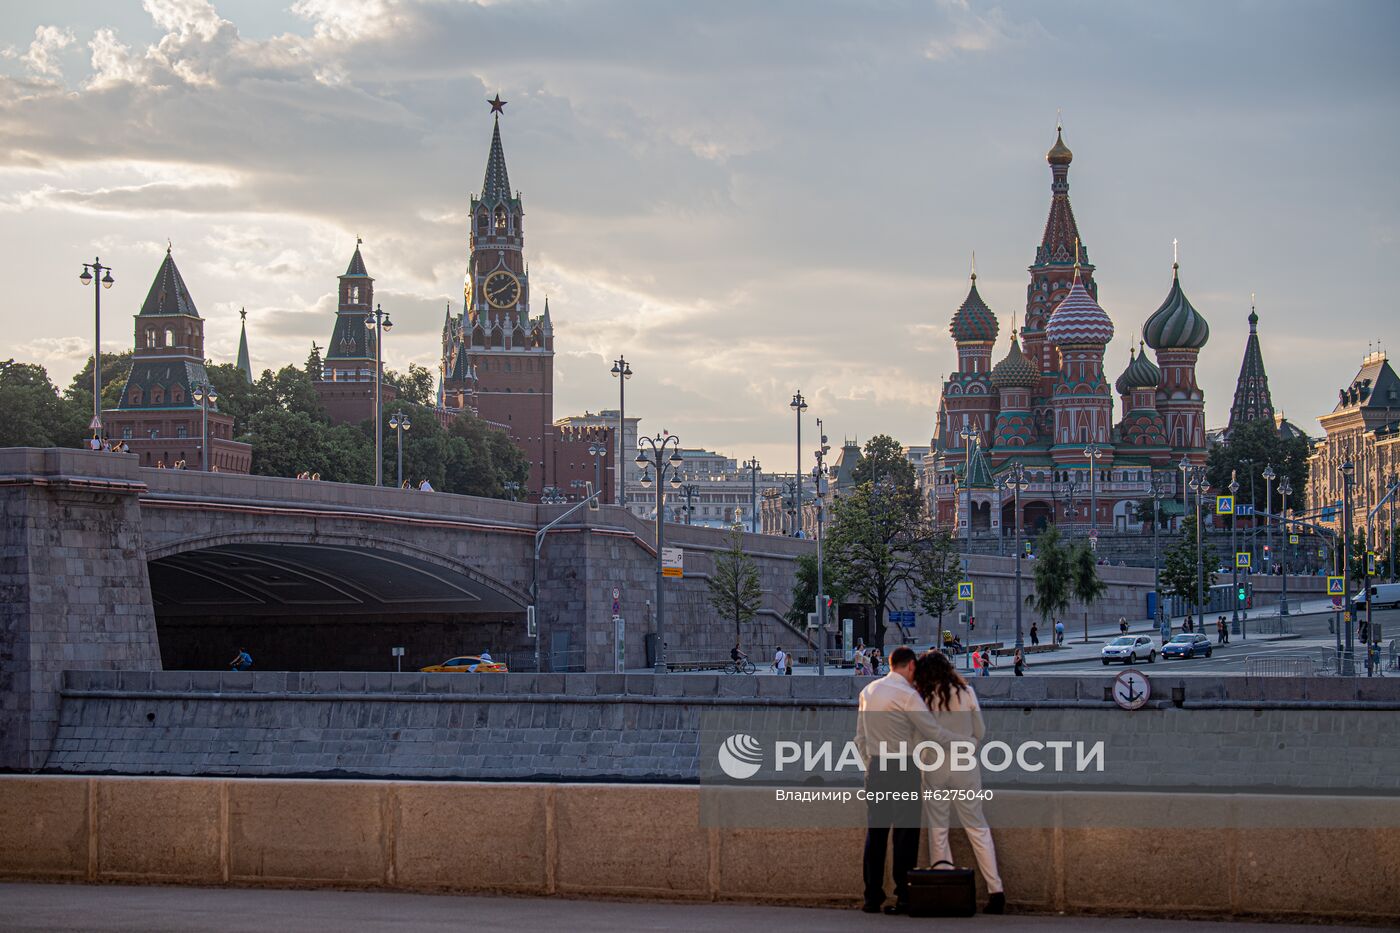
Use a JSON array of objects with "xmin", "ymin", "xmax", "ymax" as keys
[
  {"xmin": 587, "ymin": 441, "xmax": 607, "ymax": 499},
  {"xmin": 1229, "ymin": 469, "xmax": 1242, "ymax": 636},
  {"xmin": 1278, "ymin": 476, "xmax": 1293, "ymax": 616},
  {"xmin": 365, "ymin": 304, "xmax": 393, "ymax": 486},
  {"xmin": 812, "ymin": 420, "xmax": 831, "ymax": 674},
  {"xmin": 610, "ymin": 357, "xmax": 632, "ymax": 506},
  {"xmin": 678, "ymin": 482, "xmax": 700, "ymax": 525},
  {"xmin": 79, "ymin": 258, "xmax": 115, "ymax": 442},
  {"xmin": 1340, "ymin": 460, "xmax": 1356, "ymax": 675},
  {"xmin": 1262, "ymin": 464, "xmax": 1278, "ymax": 574},
  {"xmin": 637, "ymin": 434, "xmax": 685, "ymax": 672},
  {"xmin": 1148, "ymin": 472, "xmax": 1171, "ymax": 636},
  {"xmin": 1187, "ymin": 466, "xmax": 1211, "ymax": 627},
  {"xmin": 744, "ymin": 457, "xmax": 761, "ymax": 534},
  {"xmin": 1004, "ymin": 461, "xmax": 1030, "ymax": 649},
  {"xmin": 790, "ymin": 391, "xmax": 809, "ymax": 538},
  {"xmin": 389, "ymin": 412, "xmax": 412, "ymax": 487},
  {"xmin": 191, "ymin": 384, "xmax": 219, "ymax": 471},
  {"xmin": 1083, "ymin": 442, "xmax": 1103, "ymax": 535}
]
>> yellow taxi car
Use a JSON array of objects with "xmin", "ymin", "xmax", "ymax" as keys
[{"xmin": 420, "ymin": 655, "xmax": 508, "ymax": 673}]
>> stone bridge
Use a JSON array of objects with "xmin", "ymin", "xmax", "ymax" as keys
[{"xmin": 1, "ymin": 447, "xmax": 813, "ymax": 769}]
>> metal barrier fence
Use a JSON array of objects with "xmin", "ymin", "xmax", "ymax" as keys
[{"xmin": 1243, "ymin": 653, "xmax": 1327, "ymax": 677}]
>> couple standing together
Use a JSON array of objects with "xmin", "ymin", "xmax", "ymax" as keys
[{"xmin": 854, "ymin": 646, "xmax": 1004, "ymax": 915}]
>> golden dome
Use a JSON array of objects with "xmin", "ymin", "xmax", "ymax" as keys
[{"xmin": 1047, "ymin": 127, "xmax": 1073, "ymax": 166}]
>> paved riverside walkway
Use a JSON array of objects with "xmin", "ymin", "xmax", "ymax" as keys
[{"xmin": 0, "ymin": 884, "xmax": 1371, "ymax": 932}]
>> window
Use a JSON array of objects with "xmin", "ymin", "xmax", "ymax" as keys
[
  {"xmin": 164, "ymin": 328, "xmax": 175, "ymax": 347},
  {"xmin": 145, "ymin": 328, "xmax": 156, "ymax": 349},
  {"xmin": 495, "ymin": 207, "xmax": 507, "ymax": 231},
  {"xmin": 151, "ymin": 387, "xmax": 165, "ymax": 405},
  {"xmin": 129, "ymin": 388, "xmax": 143, "ymax": 405},
  {"xmin": 121, "ymin": 427, "xmax": 132, "ymax": 439},
  {"xmin": 176, "ymin": 425, "xmax": 188, "ymax": 438}
]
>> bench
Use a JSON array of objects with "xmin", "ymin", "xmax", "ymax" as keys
[{"xmin": 666, "ymin": 659, "xmax": 732, "ymax": 673}]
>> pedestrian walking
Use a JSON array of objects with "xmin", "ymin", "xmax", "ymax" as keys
[
  {"xmin": 784, "ymin": 650, "xmax": 793, "ymax": 676},
  {"xmin": 1029, "ymin": 622, "xmax": 1039, "ymax": 646},
  {"xmin": 1013, "ymin": 649, "xmax": 1025, "ymax": 677},
  {"xmin": 1118, "ymin": 616, "xmax": 1128, "ymax": 635},
  {"xmin": 772, "ymin": 646, "xmax": 786, "ymax": 674}
]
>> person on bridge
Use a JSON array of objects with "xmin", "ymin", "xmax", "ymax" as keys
[
  {"xmin": 730, "ymin": 642, "xmax": 747, "ymax": 663},
  {"xmin": 1054, "ymin": 620, "xmax": 1065, "ymax": 645},
  {"xmin": 1013, "ymin": 648, "xmax": 1026, "ymax": 676},
  {"xmin": 772, "ymin": 646, "xmax": 786, "ymax": 674},
  {"xmin": 1029, "ymin": 622, "xmax": 1039, "ymax": 646},
  {"xmin": 228, "ymin": 648, "xmax": 252, "ymax": 672}
]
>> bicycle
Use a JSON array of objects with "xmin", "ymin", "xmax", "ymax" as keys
[{"xmin": 725, "ymin": 657, "xmax": 756, "ymax": 674}]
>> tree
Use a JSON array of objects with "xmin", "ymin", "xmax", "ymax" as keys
[
  {"xmin": 826, "ymin": 476, "xmax": 936, "ymax": 650},
  {"xmin": 912, "ymin": 528, "xmax": 962, "ymax": 631},
  {"xmin": 786, "ymin": 552, "xmax": 849, "ymax": 628},
  {"xmin": 1161, "ymin": 515, "xmax": 1217, "ymax": 616},
  {"xmin": 0, "ymin": 360, "xmax": 79, "ymax": 447},
  {"xmin": 304, "ymin": 343, "xmax": 323, "ymax": 380},
  {"xmin": 848, "ymin": 433, "xmax": 917, "ymax": 492},
  {"xmin": 1069, "ymin": 540, "xmax": 1108, "ymax": 642},
  {"xmin": 1026, "ymin": 527, "xmax": 1072, "ymax": 636},
  {"xmin": 386, "ymin": 363, "xmax": 436, "ymax": 406},
  {"xmin": 709, "ymin": 529, "xmax": 763, "ymax": 642},
  {"xmin": 1207, "ymin": 418, "xmax": 1310, "ymax": 513}
]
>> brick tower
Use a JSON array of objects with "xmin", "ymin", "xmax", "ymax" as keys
[
  {"xmin": 442, "ymin": 98, "xmax": 556, "ymax": 498},
  {"xmin": 315, "ymin": 241, "xmax": 395, "ymax": 425}
]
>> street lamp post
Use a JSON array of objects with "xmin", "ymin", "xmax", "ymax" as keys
[
  {"xmin": 813, "ymin": 421, "xmax": 831, "ymax": 674},
  {"xmin": 790, "ymin": 391, "xmax": 808, "ymax": 538},
  {"xmin": 504, "ymin": 481, "xmax": 522, "ymax": 502},
  {"xmin": 610, "ymin": 357, "xmax": 632, "ymax": 506},
  {"xmin": 637, "ymin": 434, "xmax": 684, "ymax": 673},
  {"xmin": 1278, "ymin": 477, "xmax": 1293, "ymax": 616},
  {"xmin": 1083, "ymin": 443, "xmax": 1103, "ymax": 534},
  {"xmin": 191, "ymin": 384, "xmax": 219, "ymax": 471},
  {"xmin": 957, "ymin": 424, "xmax": 978, "ymax": 668},
  {"xmin": 1007, "ymin": 461, "xmax": 1029, "ymax": 649},
  {"xmin": 678, "ymin": 482, "xmax": 699, "ymax": 525},
  {"xmin": 1149, "ymin": 472, "xmax": 1170, "ymax": 637},
  {"xmin": 365, "ymin": 304, "xmax": 393, "ymax": 486},
  {"xmin": 744, "ymin": 457, "xmax": 761, "ymax": 534},
  {"xmin": 588, "ymin": 442, "xmax": 606, "ymax": 499},
  {"xmin": 389, "ymin": 412, "xmax": 412, "ymax": 487},
  {"xmin": 1340, "ymin": 461, "xmax": 1356, "ymax": 675},
  {"xmin": 79, "ymin": 258, "xmax": 115, "ymax": 443},
  {"xmin": 780, "ymin": 479, "xmax": 799, "ymax": 536},
  {"xmin": 1263, "ymin": 464, "xmax": 1277, "ymax": 575},
  {"xmin": 1178, "ymin": 455, "xmax": 1191, "ymax": 533},
  {"xmin": 1188, "ymin": 467, "xmax": 1211, "ymax": 627},
  {"xmin": 1229, "ymin": 469, "xmax": 1241, "ymax": 635}
]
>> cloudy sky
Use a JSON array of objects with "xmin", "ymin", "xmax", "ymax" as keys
[{"xmin": 3, "ymin": 0, "xmax": 1397, "ymax": 470}]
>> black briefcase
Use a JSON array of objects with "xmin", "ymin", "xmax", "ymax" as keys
[{"xmin": 906, "ymin": 860, "xmax": 977, "ymax": 917}]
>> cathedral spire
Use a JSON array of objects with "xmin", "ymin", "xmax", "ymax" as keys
[
  {"xmin": 1227, "ymin": 297, "xmax": 1275, "ymax": 432},
  {"xmin": 236, "ymin": 307, "xmax": 252, "ymax": 383}
]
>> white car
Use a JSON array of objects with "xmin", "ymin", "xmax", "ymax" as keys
[{"xmin": 1101, "ymin": 634, "xmax": 1157, "ymax": 665}]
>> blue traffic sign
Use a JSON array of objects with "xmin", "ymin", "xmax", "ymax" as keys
[
  {"xmin": 957, "ymin": 582, "xmax": 975, "ymax": 601},
  {"xmin": 1216, "ymin": 495, "xmax": 1234, "ymax": 515},
  {"xmin": 1327, "ymin": 576, "xmax": 1344, "ymax": 596}
]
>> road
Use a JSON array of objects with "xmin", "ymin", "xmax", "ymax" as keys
[{"xmin": 0, "ymin": 883, "xmax": 1374, "ymax": 933}]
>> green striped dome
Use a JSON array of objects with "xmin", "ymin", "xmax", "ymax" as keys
[
  {"xmin": 1143, "ymin": 265, "xmax": 1210, "ymax": 350},
  {"xmin": 1115, "ymin": 341, "xmax": 1162, "ymax": 395}
]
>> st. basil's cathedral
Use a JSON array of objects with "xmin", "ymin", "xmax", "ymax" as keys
[{"xmin": 927, "ymin": 127, "xmax": 1212, "ymax": 535}]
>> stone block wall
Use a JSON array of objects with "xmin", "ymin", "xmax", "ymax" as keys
[{"xmin": 0, "ymin": 449, "xmax": 161, "ymax": 771}]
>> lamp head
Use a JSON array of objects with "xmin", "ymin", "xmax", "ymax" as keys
[
  {"xmin": 79, "ymin": 268, "xmax": 93, "ymax": 286},
  {"xmin": 207, "ymin": 388, "xmax": 218, "ymax": 404},
  {"xmin": 101, "ymin": 270, "xmax": 114, "ymax": 288},
  {"xmin": 639, "ymin": 470, "xmax": 654, "ymax": 489},
  {"xmin": 634, "ymin": 451, "xmax": 648, "ymax": 467}
]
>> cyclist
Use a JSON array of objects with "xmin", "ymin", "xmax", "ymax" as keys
[
  {"xmin": 228, "ymin": 647, "xmax": 252, "ymax": 672},
  {"xmin": 730, "ymin": 642, "xmax": 748, "ymax": 663}
]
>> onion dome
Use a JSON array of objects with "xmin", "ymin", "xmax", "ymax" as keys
[
  {"xmin": 991, "ymin": 331, "xmax": 1039, "ymax": 389},
  {"xmin": 1046, "ymin": 274, "xmax": 1113, "ymax": 346},
  {"xmin": 1115, "ymin": 341, "xmax": 1162, "ymax": 395},
  {"xmin": 1047, "ymin": 127, "xmax": 1073, "ymax": 166},
  {"xmin": 1143, "ymin": 264, "xmax": 1210, "ymax": 350},
  {"xmin": 949, "ymin": 273, "xmax": 999, "ymax": 343}
]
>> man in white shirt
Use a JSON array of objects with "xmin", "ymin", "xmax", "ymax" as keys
[
  {"xmin": 772, "ymin": 647, "xmax": 786, "ymax": 674},
  {"xmin": 854, "ymin": 645, "xmax": 967, "ymax": 914}
]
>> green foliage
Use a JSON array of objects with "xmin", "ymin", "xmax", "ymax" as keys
[
  {"xmin": 1161, "ymin": 514, "xmax": 1217, "ymax": 610},
  {"xmin": 1069, "ymin": 539, "xmax": 1108, "ymax": 638},
  {"xmin": 386, "ymin": 363, "xmax": 436, "ymax": 406},
  {"xmin": 1026, "ymin": 527, "xmax": 1072, "ymax": 625},
  {"xmin": 825, "ymin": 477, "xmax": 941, "ymax": 649},
  {"xmin": 708, "ymin": 529, "xmax": 763, "ymax": 640},
  {"xmin": 786, "ymin": 552, "xmax": 849, "ymax": 627},
  {"xmin": 848, "ymin": 434, "xmax": 917, "ymax": 492},
  {"xmin": 0, "ymin": 360, "xmax": 81, "ymax": 447},
  {"xmin": 1207, "ymin": 418, "xmax": 1310, "ymax": 513},
  {"xmin": 912, "ymin": 528, "xmax": 962, "ymax": 623},
  {"xmin": 244, "ymin": 408, "xmax": 372, "ymax": 483}
]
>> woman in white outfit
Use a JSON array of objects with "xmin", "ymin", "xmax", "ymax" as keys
[{"xmin": 911, "ymin": 650, "xmax": 1005, "ymax": 914}]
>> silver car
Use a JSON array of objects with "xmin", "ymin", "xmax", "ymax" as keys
[{"xmin": 1101, "ymin": 634, "xmax": 1157, "ymax": 665}]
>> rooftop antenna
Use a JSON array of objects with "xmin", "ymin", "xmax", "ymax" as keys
[
  {"xmin": 1173, "ymin": 237, "xmax": 1178, "ymax": 266},
  {"xmin": 970, "ymin": 250, "xmax": 976, "ymax": 282}
]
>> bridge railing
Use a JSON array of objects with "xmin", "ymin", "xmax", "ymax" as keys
[{"xmin": 1244, "ymin": 652, "xmax": 1330, "ymax": 678}]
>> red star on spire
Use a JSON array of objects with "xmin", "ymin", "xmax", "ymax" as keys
[{"xmin": 488, "ymin": 94, "xmax": 507, "ymax": 114}]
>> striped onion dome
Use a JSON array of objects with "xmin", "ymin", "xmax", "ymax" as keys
[
  {"xmin": 991, "ymin": 331, "xmax": 1039, "ymax": 389},
  {"xmin": 1046, "ymin": 274, "xmax": 1114, "ymax": 346},
  {"xmin": 949, "ymin": 274, "xmax": 999, "ymax": 344},
  {"xmin": 1143, "ymin": 264, "xmax": 1210, "ymax": 350},
  {"xmin": 1115, "ymin": 341, "xmax": 1162, "ymax": 395}
]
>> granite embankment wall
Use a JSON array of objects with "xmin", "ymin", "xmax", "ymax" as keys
[
  {"xmin": 1, "ymin": 776, "xmax": 1397, "ymax": 923},
  {"xmin": 41, "ymin": 672, "xmax": 1400, "ymax": 790}
]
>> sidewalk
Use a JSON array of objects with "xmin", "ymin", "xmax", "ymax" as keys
[{"xmin": 0, "ymin": 883, "xmax": 1368, "ymax": 933}]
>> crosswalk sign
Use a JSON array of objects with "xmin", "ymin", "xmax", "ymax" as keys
[
  {"xmin": 1327, "ymin": 576, "xmax": 1344, "ymax": 596},
  {"xmin": 1289, "ymin": 533, "xmax": 1299, "ymax": 545},
  {"xmin": 1235, "ymin": 552, "xmax": 1251, "ymax": 569},
  {"xmin": 957, "ymin": 581, "xmax": 974, "ymax": 601},
  {"xmin": 1368, "ymin": 552, "xmax": 1377, "ymax": 574},
  {"xmin": 1216, "ymin": 495, "xmax": 1234, "ymax": 515}
]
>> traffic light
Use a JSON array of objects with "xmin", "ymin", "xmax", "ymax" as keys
[{"xmin": 1237, "ymin": 587, "xmax": 1247, "ymax": 603}]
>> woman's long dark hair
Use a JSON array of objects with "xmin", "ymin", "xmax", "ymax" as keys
[{"xmin": 914, "ymin": 650, "xmax": 968, "ymax": 712}]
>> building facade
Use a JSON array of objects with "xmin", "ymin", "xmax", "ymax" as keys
[
  {"xmin": 1308, "ymin": 351, "xmax": 1400, "ymax": 543},
  {"xmin": 926, "ymin": 129, "xmax": 1210, "ymax": 537},
  {"xmin": 554, "ymin": 409, "xmax": 639, "ymax": 509}
]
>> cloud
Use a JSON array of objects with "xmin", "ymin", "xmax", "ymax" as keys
[{"xmin": 19, "ymin": 26, "xmax": 75, "ymax": 79}]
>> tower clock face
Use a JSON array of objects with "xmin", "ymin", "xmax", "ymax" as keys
[{"xmin": 484, "ymin": 270, "xmax": 520, "ymax": 309}]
